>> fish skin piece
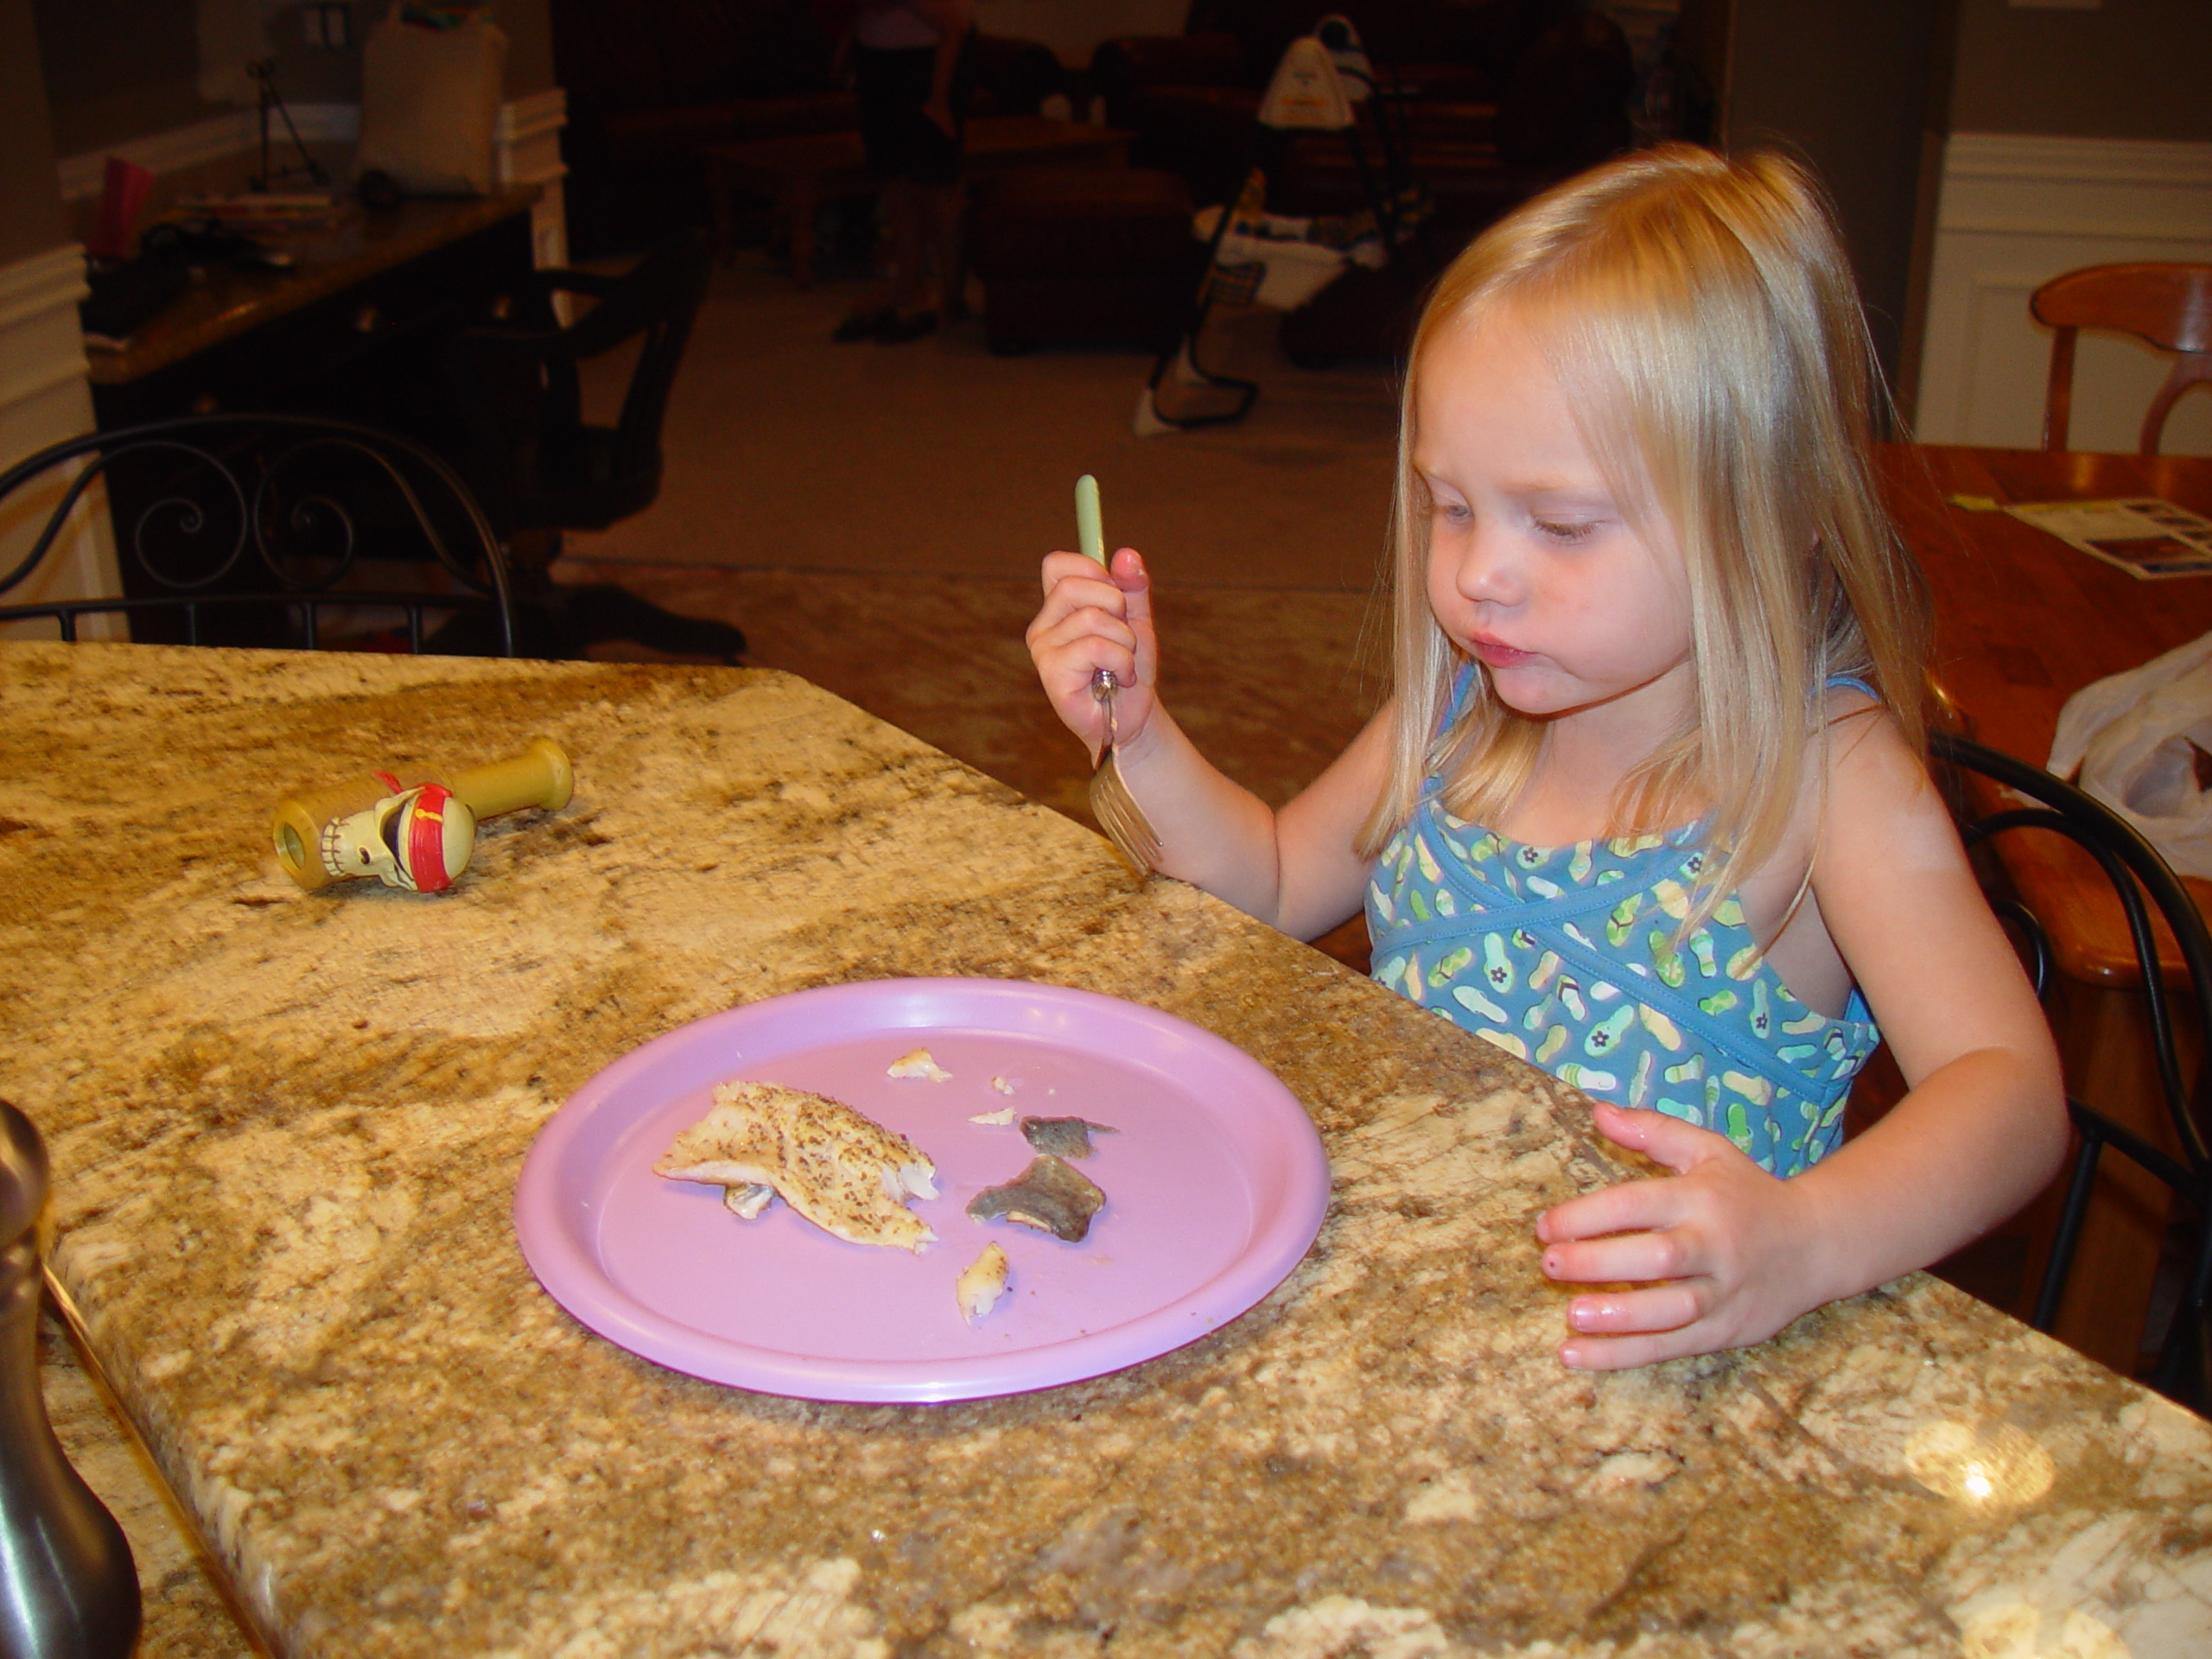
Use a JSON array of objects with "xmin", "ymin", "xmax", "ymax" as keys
[
  {"xmin": 957, "ymin": 1242, "xmax": 1010, "ymax": 1324},
  {"xmin": 967, "ymin": 1154, "xmax": 1106, "ymax": 1243},
  {"xmin": 657, "ymin": 1080, "xmax": 938, "ymax": 1252},
  {"xmin": 1018, "ymin": 1115, "xmax": 1117, "ymax": 1160}
]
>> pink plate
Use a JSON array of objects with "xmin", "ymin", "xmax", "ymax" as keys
[{"xmin": 512, "ymin": 978, "xmax": 1331, "ymax": 1402}]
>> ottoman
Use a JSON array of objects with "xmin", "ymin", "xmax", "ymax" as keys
[{"xmin": 967, "ymin": 168, "xmax": 1204, "ymax": 354}]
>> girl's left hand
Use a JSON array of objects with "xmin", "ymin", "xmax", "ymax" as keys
[{"xmin": 1534, "ymin": 1101, "xmax": 1830, "ymax": 1370}]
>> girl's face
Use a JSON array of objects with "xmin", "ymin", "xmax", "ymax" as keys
[{"xmin": 1414, "ymin": 307, "xmax": 1696, "ymax": 739}]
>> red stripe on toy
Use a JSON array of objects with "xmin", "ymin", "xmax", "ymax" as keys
[{"xmin": 409, "ymin": 785, "xmax": 455, "ymax": 892}]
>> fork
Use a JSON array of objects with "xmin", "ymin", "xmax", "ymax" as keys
[
  {"xmin": 1076, "ymin": 474, "xmax": 1162, "ymax": 874},
  {"xmin": 1090, "ymin": 665, "xmax": 1161, "ymax": 875}
]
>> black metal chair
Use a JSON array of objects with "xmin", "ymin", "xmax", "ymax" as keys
[
  {"xmin": 444, "ymin": 226, "xmax": 746, "ymax": 662},
  {"xmin": 0, "ymin": 414, "xmax": 516, "ymax": 655},
  {"xmin": 1931, "ymin": 729, "xmax": 2212, "ymax": 1411}
]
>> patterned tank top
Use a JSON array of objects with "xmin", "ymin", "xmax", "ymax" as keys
[{"xmin": 1363, "ymin": 696, "xmax": 1882, "ymax": 1179}]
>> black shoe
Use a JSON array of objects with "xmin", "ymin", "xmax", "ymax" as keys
[
  {"xmin": 874, "ymin": 308, "xmax": 938, "ymax": 344},
  {"xmin": 833, "ymin": 306, "xmax": 896, "ymax": 343}
]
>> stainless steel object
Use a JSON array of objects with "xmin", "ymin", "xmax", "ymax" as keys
[
  {"xmin": 1089, "ymin": 668, "xmax": 1162, "ymax": 876},
  {"xmin": 0, "ymin": 1101, "xmax": 140, "ymax": 1659}
]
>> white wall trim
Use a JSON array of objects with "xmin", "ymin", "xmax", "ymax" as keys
[
  {"xmin": 55, "ymin": 105, "xmax": 363, "ymax": 200},
  {"xmin": 0, "ymin": 244, "xmax": 118, "ymax": 639},
  {"xmin": 1936, "ymin": 131, "xmax": 2212, "ymax": 243},
  {"xmin": 494, "ymin": 92, "xmax": 570, "ymax": 276},
  {"xmin": 1912, "ymin": 132, "xmax": 2212, "ymax": 453},
  {"xmin": 494, "ymin": 88, "xmax": 568, "ymax": 158},
  {"xmin": 0, "ymin": 244, "xmax": 91, "ymax": 340}
]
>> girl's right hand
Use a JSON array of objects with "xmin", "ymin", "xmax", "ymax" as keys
[{"xmin": 1026, "ymin": 547, "xmax": 1158, "ymax": 758}]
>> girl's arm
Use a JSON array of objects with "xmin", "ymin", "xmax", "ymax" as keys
[
  {"xmin": 1534, "ymin": 713, "xmax": 2068, "ymax": 1369},
  {"xmin": 1027, "ymin": 547, "xmax": 1383, "ymax": 939}
]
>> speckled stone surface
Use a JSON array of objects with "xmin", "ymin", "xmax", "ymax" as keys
[{"xmin": 4, "ymin": 642, "xmax": 2211, "ymax": 1659}]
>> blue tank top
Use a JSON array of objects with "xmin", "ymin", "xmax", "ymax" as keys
[{"xmin": 1364, "ymin": 685, "xmax": 1882, "ymax": 1179}]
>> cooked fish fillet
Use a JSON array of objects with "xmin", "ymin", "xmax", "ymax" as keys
[
  {"xmin": 957, "ymin": 1242, "xmax": 1010, "ymax": 1324},
  {"xmin": 656, "ymin": 1080, "xmax": 938, "ymax": 1252},
  {"xmin": 887, "ymin": 1047, "xmax": 951, "ymax": 1082}
]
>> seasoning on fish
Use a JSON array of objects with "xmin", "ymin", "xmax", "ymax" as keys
[
  {"xmin": 967, "ymin": 1154, "xmax": 1105, "ymax": 1243},
  {"xmin": 1018, "ymin": 1116, "xmax": 1117, "ymax": 1160},
  {"xmin": 656, "ymin": 1080, "xmax": 938, "ymax": 1252},
  {"xmin": 956, "ymin": 1243, "xmax": 1011, "ymax": 1324}
]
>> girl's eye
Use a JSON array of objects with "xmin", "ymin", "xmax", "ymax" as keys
[
  {"xmin": 1434, "ymin": 500, "xmax": 1471, "ymax": 524},
  {"xmin": 1535, "ymin": 519, "xmax": 1599, "ymax": 544}
]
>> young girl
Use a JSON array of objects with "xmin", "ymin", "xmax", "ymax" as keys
[{"xmin": 1027, "ymin": 145, "xmax": 2066, "ymax": 1371}]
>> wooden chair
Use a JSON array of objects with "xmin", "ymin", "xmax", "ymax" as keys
[
  {"xmin": 1931, "ymin": 731, "xmax": 2212, "ymax": 1411},
  {"xmin": 2031, "ymin": 263, "xmax": 2212, "ymax": 454},
  {"xmin": 0, "ymin": 414, "xmax": 517, "ymax": 654}
]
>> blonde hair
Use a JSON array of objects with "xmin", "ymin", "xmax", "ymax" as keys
[{"xmin": 1363, "ymin": 143, "xmax": 1930, "ymax": 931}]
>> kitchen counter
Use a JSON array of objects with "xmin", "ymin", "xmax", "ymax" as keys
[{"xmin": 3, "ymin": 642, "xmax": 2209, "ymax": 1657}]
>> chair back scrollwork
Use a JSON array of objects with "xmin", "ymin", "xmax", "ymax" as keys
[{"xmin": 0, "ymin": 414, "xmax": 516, "ymax": 655}]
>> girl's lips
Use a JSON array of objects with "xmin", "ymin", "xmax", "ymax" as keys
[{"xmin": 1470, "ymin": 637, "xmax": 1538, "ymax": 670}]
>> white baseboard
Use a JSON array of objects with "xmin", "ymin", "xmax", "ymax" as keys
[
  {"xmin": 0, "ymin": 245, "xmax": 121, "ymax": 640},
  {"xmin": 1915, "ymin": 133, "xmax": 2212, "ymax": 454}
]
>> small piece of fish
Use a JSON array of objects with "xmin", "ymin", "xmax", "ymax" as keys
[
  {"xmin": 957, "ymin": 1242, "xmax": 1010, "ymax": 1324},
  {"xmin": 968, "ymin": 1155, "xmax": 1105, "ymax": 1243},
  {"xmin": 887, "ymin": 1047, "xmax": 951, "ymax": 1082},
  {"xmin": 656, "ymin": 1080, "xmax": 938, "ymax": 1252},
  {"xmin": 989, "ymin": 1076, "xmax": 1016, "ymax": 1095},
  {"xmin": 722, "ymin": 1182, "xmax": 775, "ymax": 1219},
  {"xmin": 969, "ymin": 1107, "xmax": 1017, "ymax": 1126},
  {"xmin": 1019, "ymin": 1116, "xmax": 1117, "ymax": 1160}
]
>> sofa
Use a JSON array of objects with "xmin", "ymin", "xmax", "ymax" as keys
[
  {"xmin": 1091, "ymin": 1, "xmax": 1630, "ymax": 217},
  {"xmin": 551, "ymin": 0, "xmax": 1067, "ymax": 257},
  {"xmin": 1084, "ymin": 0, "xmax": 1634, "ymax": 363}
]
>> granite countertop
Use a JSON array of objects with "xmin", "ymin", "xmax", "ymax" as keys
[{"xmin": 3, "ymin": 642, "xmax": 2209, "ymax": 1658}]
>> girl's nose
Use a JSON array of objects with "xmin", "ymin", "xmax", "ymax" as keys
[{"xmin": 1452, "ymin": 523, "xmax": 1521, "ymax": 605}]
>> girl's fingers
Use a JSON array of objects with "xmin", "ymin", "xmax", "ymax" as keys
[
  {"xmin": 1106, "ymin": 553, "xmax": 1159, "ymax": 681},
  {"xmin": 1040, "ymin": 550, "xmax": 1113, "ymax": 594},
  {"xmin": 1535, "ymin": 1167, "xmax": 1688, "ymax": 1247},
  {"xmin": 1586, "ymin": 1100, "xmax": 1732, "ymax": 1174},
  {"xmin": 1540, "ymin": 1224, "xmax": 1699, "ymax": 1287},
  {"xmin": 1560, "ymin": 1324, "xmax": 1714, "ymax": 1372},
  {"xmin": 1561, "ymin": 1281, "xmax": 1704, "ymax": 1337},
  {"xmin": 1027, "ymin": 594, "xmax": 1139, "ymax": 673}
]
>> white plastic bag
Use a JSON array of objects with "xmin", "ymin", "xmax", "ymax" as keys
[
  {"xmin": 356, "ymin": 10, "xmax": 509, "ymax": 197},
  {"xmin": 2048, "ymin": 629, "xmax": 2212, "ymax": 878}
]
